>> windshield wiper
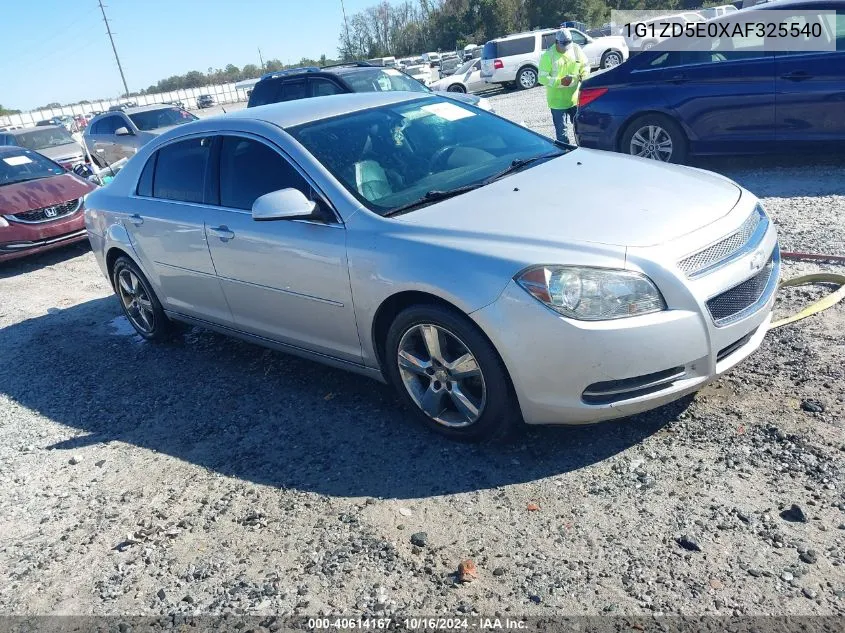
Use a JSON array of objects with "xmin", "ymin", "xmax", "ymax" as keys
[
  {"xmin": 483, "ymin": 150, "xmax": 567, "ymax": 184},
  {"xmin": 383, "ymin": 182, "xmax": 487, "ymax": 217}
]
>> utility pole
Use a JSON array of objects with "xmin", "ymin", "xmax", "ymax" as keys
[
  {"xmin": 340, "ymin": 0, "xmax": 352, "ymax": 58},
  {"xmin": 98, "ymin": 0, "xmax": 130, "ymax": 98},
  {"xmin": 258, "ymin": 47, "xmax": 265, "ymax": 72}
]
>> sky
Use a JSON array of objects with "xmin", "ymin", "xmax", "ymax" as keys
[{"xmin": 1, "ymin": 0, "xmax": 379, "ymax": 111}]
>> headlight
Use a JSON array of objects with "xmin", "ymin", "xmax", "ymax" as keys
[
  {"xmin": 0, "ymin": 216, "xmax": 8, "ymax": 229},
  {"xmin": 515, "ymin": 266, "xmax": 666, "ymax": 321}
]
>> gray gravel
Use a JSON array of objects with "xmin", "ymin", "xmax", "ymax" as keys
[{"xmin": 0, "ymin": 87, "xmax": 843, "ymax": 617}]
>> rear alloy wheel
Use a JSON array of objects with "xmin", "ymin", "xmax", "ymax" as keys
[
  {"xmin": 621, "ymin": 115, "xmax": 687, "ymax": 163},
  {"xmin": 601, "ymin": 50, "xmax": 623, "ymax": 69},
  {"xmin": 517, "ymin": 67, "xmax": 538, "ymax": 90},
  {"xmin": 447, "ymin": 83, "xmax": 467, "ymax": 93},
  {"xmin": 385, "ymin": 305, "xmax": 519, "ymax": 441},
  {"xmin": 112, "ymin": 256, "xmax": 172, "ymax": 341}
]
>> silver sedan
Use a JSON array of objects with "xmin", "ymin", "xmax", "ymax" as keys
[{"xmin": 84, "ymin": 92, "xmax": 779, "ymax": 440}]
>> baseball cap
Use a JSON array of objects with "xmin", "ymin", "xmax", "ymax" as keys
[{"xmin": 555, "ymin": 29, "xmax": 573, "ymax": 45}]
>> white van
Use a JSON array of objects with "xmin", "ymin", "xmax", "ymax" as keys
[{"xmin": 481, "ymin": 28, "xmax": 629, "ymax": 89}]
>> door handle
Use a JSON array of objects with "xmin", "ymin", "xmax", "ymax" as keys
[
  {"xmin": 669, "ymin": 73, "xmax": 688, "ymax": 84},
  {"xmin": 127, "ymin": 213, "xmax": 144, "ymax": 226},
  {"xmin": 780, "ymin": 71, "xmax": 812, "ymax": 81},
  {"xmin": 208, "ymin": 225, "xmax": 235, "ymax": 241}
]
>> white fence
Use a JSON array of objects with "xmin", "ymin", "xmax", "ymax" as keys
[{"xmin": 1, "ymin": 82, "xmax": 254, "ymax": 128}]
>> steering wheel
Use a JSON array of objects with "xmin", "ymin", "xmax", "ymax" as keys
[{"xmin": 428, "ymin": 145, "xmax": 458, "ymax": 173}]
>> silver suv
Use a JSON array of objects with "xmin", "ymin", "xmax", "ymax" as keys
[{"xmin": 83, "ymin": 105, "xmax": 197, "ymax": 165}]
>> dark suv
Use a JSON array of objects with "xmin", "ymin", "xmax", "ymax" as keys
[{"xmin": 246, "ymin": 63, "xmax": 493, "ymax": 112}]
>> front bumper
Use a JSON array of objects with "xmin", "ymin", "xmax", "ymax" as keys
[
  {"xmin": 0, "ymin": 212, "xmax": 87, "ymax": 263},
  {"xmin": 471, "ymin": 226, "xmax": 779, "ymax": 426}
]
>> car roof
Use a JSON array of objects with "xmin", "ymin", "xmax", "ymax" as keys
[
  {"xmin": 6, "ymin": 125, "xmax": 63, "ymax": 135},
  {"xmin": 0, "ymin": 145, "xmax": 28, "ymax": 155},
  {"xmin": 490, "ymin": 29, "xmax": 555, "ymax": 42},
  {"xmin": 223, "ymin": 91, "xmax": 428, "ymax": 129}
]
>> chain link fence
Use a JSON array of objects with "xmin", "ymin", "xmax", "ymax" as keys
[{"xmin": 1, "ymin": 81, "xmax": 256, "ymax": 129}]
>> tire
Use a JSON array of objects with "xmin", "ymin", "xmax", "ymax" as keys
[
  {"xmin": 620, "ymin": 114, "xmax": 688, "ymax": 164},
  {"xmin": 384, "ymin": 304, "xmax": 520, "ymax": 442},
  {"xmin": 447, "ymin": 83, "xmax": 467, "ymax": 93},
  {"xmin": 600, "ymin": 50, "xmax": 624, "ymax": 69},
  {"xmin": 516, "ymin": 66, "xmax": 538, "ymax": 90},
  {"xmin": 112, "ymin": 256, "xmax": 173, "ymax": 341}
]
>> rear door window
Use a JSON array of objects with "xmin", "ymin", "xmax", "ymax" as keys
[
  {"xmin": 310, "ymin": 77, "xmax": 345, "ymax": 97},
  {"xmin": 497, "ymin": 36, "xmax": 536, "ymax": 57},
  {"xmin": 248, "ymin": 79, "xmax": 281, "ymax": 107},
  {"xmin": 279, "ymin": 80, "xmax": 308, "ymax": 102},
  {"xmin": 541, "ymin": 32, "xmax": 557, "ymax": 49},
  {"xmin": 136, "ymin": 152, "xmax": 157, "ymax": 197},
  {"xmin": 152, "ymin": 137, "xmax": 211, "ymax": 203}
]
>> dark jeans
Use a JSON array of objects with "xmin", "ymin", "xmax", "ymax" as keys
[{"xmin": 551, "ymin": 107, "xmax": 578, "ymax": 145}]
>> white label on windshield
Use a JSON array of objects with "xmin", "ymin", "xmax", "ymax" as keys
[
  {"xmin": 3, "ymin": 156, "xmax": 32, "ymax": 166},
  {"xmin": 383, "ymin": 68, "xmax": 402, "ymax": 76},
  {"xmin": 421, "ymin": 102, "xmax": 475, "ymax": 121}
]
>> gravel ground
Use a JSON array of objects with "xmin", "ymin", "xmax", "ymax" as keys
[{"xmin": 1, "ymin": 87, "xmax": 843, "ymax": 619}]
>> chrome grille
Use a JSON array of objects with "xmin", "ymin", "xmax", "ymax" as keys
[
  {"xmin": 8, "ymin": 198, "xmax": 81, "ymax": 224},
  {"xmin": 706, "ymin": 250, "xmax": 778, "ymax": 326},
  {"xmin": 679, "ymin": 206, "xmax": 765, "ymax": 278}
]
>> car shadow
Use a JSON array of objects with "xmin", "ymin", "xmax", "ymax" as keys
[
  {"xmin": 689, "ymin": 152, "xmax": 845, "ymax": 198},
  {"xmin": 0, "ymin": 296, "xmax": 688, "ymax": 499},
  {"xmin": 0, "ymin": 241, "xmax": 92, "ymax": 279}
]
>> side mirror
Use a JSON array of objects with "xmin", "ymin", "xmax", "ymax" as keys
[
  {"xmin": 252, "ymin": 188, "xmax": 317, "ymax": 221},
  {"xmin": 115, "ymin": 126, "xmax": 133, "ymax": 136}
]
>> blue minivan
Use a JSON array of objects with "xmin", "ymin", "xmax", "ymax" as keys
[{"xmin": 576, "ymin": 0, "xmax": 844, "ymax": 162}]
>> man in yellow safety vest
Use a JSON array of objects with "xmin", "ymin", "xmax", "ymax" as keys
[{"xmin": 538, "ymin": 29, "xmax": 590, "ymax": 145}]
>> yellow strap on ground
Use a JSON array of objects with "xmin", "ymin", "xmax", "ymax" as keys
[{"xmin": 768, "ymin": 273, "xmax": 845, "ymax": 330}]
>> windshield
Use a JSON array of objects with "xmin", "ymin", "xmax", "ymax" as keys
[
  {"xmin": 343, "ymin": 68, "xmax": 429, "ymax": 94},
  {"xmin": 129, "ymin": 107, "xmax": 197, "ymax": 131},
  {"xmin": 453, "ymin": 60, "xmax": 476, "ymax": 75},
  {"xmin": 14, "ymin": 127, "xmax": 76, "ymax": 150},
  {"xmin": 289, "ymin": 97, "xmax": 563, "ymax": 216},
  {"xmin": 0, "ymin": 148, "xmax": 65, "ymax": 186}
]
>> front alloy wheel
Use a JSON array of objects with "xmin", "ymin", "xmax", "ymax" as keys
[
  {"xmin": 397, "ymin": 324, "xmax": 486, "ymax": 427},
  {"xmin": 385, "ymin": 304, "xmax": 519, "ymax": 441},
  {"xmin": 117, "ymin": 268, "xmax": 156, "ymax": 334}
]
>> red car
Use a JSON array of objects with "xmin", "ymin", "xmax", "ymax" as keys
[{"xmin": 0, "ymin": 146, "xmax": 97, "ymax": 263}]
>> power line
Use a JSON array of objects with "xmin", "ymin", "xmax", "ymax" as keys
[
  {"xmin": 340, "ymin": 0, "xmax": 352, "ymax": 54},
  {"xmin": 98, "ymin": 0, "xmax": 130, "ymax": 97}
]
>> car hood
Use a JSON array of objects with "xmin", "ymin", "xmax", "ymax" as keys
[
  {"xmin": 433, "ymin": 90, "xmax": 480, "ymax": 107},
  {"xmin": 396, "ymin": 149, "xmax": 741, "ymax": 248},
  {"xmin": 0, "ymin": 173, "xmax": 96, "ymax": 215},
  {"xmin": 37, "ymin": 142, "xmax": 85, "ymax": 162}
]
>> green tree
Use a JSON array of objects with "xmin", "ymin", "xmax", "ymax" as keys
[
  {"xmin": 241, "ymin": 63, "xmax": 260, "ymax": 78},
  {"xmin": 0, "ymin": 104, "xmax": 22, "ymax": 115}
]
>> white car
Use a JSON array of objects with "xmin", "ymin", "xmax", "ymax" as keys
[
  {"xmin": 481, "ymin": 28, "xmax": 629, "ymax": 90},
  {"xmin": 429, "ymin": 59, "xmax": 487, "ymax": 93}
]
